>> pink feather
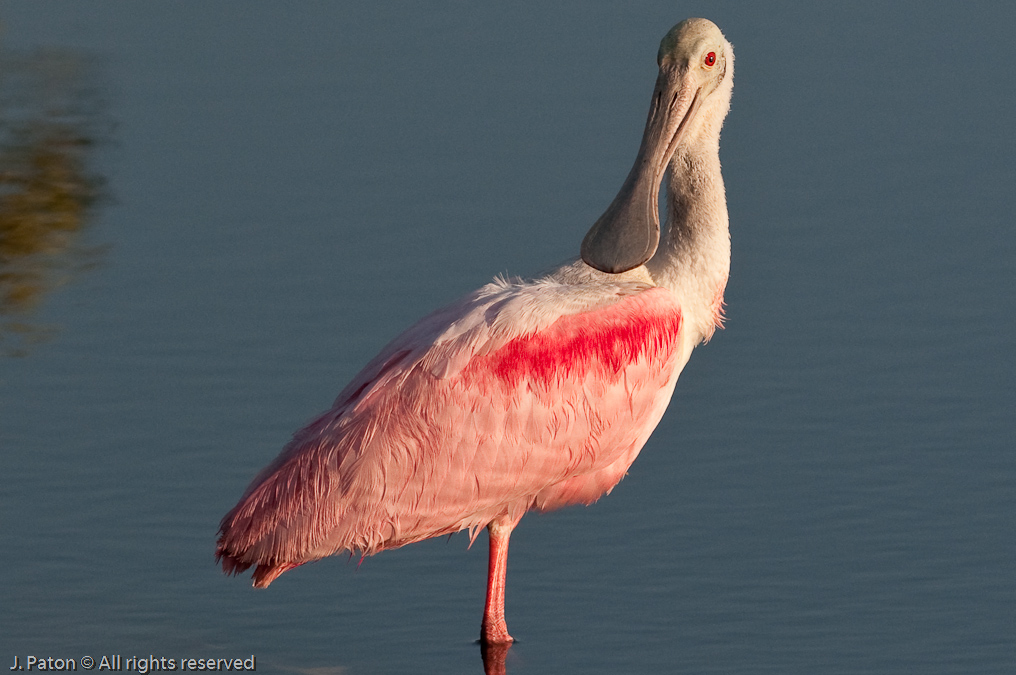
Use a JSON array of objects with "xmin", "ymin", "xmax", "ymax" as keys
[{"xmin": 216, "ymin": 279, "xmax": 684, "ymax": 586}]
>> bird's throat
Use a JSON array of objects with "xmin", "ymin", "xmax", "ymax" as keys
[{"xmin": 647, "ymin": 148, "xmax": 730, "ymax": 342}]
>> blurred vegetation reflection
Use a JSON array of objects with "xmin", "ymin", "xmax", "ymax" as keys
[{"xmin": 0, "ymin": 44, "xmax": 108, "ymax": 357}]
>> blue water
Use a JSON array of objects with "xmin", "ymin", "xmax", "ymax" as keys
[{"xmin": 2, "ymin": 2, "xmax": 1014, "ymax": 673}]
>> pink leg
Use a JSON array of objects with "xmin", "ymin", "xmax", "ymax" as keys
[{"xmin": 480, "ymin": 519, "xmax": 515, "ymax": 644}]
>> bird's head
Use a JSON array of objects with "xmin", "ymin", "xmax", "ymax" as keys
[{"xmin": 581, "ymin": 18, "xmax": 733, "ymax": 274}]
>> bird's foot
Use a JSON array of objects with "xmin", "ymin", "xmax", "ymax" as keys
[{"xmin": 480, "ymin": 619, "xmax": 514, "ymax": 645}]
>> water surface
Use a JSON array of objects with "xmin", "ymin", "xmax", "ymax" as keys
[{"xmin": 2, "ymin": 2, "xmax": 1014, "ymax": 673}]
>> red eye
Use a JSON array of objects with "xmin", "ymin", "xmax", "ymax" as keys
[{"xmin": 704, "ymin": 51, "xmax": 716, "ymax": 67}]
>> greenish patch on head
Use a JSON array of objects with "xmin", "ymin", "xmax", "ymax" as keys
[{"xmin": 657, "ymin": 18, "xmax": 722, "ymax": 66}]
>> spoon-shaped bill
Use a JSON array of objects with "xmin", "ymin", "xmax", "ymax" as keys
[{"xmin": 581, "ymin": 70, "xmax": 701, "ymax": 274}]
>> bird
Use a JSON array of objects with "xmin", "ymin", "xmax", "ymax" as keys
[{"xmin": 217, "ymin": 18, "xmax": 734, "ymax": 646}]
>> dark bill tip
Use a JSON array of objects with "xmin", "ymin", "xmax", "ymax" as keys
[{"xmin": 580, "ymin": 197, "xmax": 660, "ymax": 274}]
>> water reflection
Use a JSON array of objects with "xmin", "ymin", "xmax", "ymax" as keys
[
  {"xmin": 0, "ymin": 46, "xmax": 107, "ymax": 356},
  {"xmin": 479, "ymin": 641, "xmax": 510, "ymax": 675}
]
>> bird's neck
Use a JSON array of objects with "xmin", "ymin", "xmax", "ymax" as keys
[{"xmin": 646, "ymin": 143, "xmax": 730, "ymax": 343}]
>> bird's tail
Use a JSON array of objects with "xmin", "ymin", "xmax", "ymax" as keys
[{"xmin": 216, "ymin": 530, "xmax": 303, "ymax": 588}]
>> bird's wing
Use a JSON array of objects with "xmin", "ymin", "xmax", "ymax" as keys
[{"xmin": 217, "ymin": 276, "xmax": 685, "ymax": 580}]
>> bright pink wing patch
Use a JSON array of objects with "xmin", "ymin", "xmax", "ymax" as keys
[{"xmin": 468, "ymin": 287, "xmax": 683, "ymax": 389}]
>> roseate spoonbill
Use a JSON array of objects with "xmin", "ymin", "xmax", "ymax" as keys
[{"xmin": 217, "ymin": 18, "xmax": 734, "ymax": 645}]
